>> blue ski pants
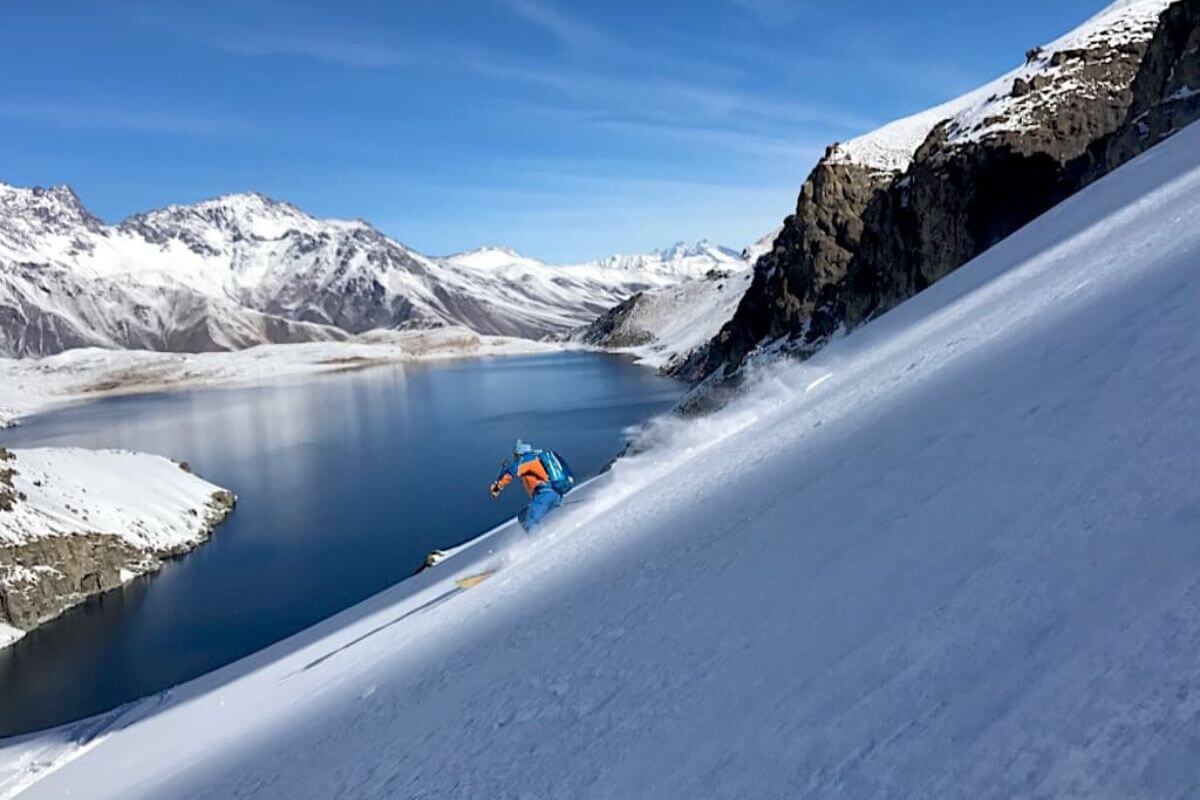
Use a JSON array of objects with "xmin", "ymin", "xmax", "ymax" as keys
[{"xmin": 518, "ymin": 486, "xmax": 562, "ymax": 531}]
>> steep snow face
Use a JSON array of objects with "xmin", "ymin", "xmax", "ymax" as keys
[
  {"xmin": 7, "ymin": 110, "xmax": 1199, "ymax": 800},
  {"xmin": 827, "ymin": 0, "xmax": 1173, "ymax": 173},
  {"xmin": 0, "ymin": 182, "xmax": 747, "ymax": 355}
]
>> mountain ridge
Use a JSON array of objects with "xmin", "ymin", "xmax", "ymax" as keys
[
  {"xmin": 682, "ymin": 0, "xmax": 1200, "ymax": 382},
  {"xmin": 0, "ymin": 181, "xmax": 754, "ymax": 357}
]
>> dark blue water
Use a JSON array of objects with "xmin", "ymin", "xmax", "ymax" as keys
[{"xmin": 0, "ymin": 352, "xmax": 682, "ymax": 737}]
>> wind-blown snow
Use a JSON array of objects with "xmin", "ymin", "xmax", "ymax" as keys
[
  {"xmin": 828, "ymin": 0, "xmax": 1172, "ymax": 172},
  {"xmin": 6, "ymin": 116, "xmax": 1200, "ymax": 800}
]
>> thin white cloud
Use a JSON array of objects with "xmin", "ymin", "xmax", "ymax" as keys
[
  {"xmin": 497, "ymin": 0, "xmax": 612, "ymax": 51},
  {"xmin": 0, "ymin": 102, "xmax": 253, "ymax": 136},
  {"xmin": 598, "ymin": 119, "xmax": 824, "ymax": 160},
  {"xmin": 218, "ymin": 32, "xmax": 403, "ymax": 68},
  {"xmin": 458, "ymin": 53, "xmax": 872, "ymax": 139}
]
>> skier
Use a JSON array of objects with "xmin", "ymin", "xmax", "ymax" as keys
[{"xmin": 490, "ymin": 439, "xmax": 575, "ymax": 531}]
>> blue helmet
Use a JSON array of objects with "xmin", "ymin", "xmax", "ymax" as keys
[{"xmin": 514, "ymin": 439, "xmax": 534, "ymax": 456}]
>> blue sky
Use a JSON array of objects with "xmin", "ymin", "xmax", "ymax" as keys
[{"xmin": 2, "ymin": 0, "xmax": 1108, "ymax": 262}]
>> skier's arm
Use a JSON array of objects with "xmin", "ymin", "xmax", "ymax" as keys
[{"xmin": 490, "ymin": 461, "xmax": 516, "ymax": 498}]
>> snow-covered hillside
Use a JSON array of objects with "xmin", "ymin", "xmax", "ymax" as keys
[
  {"xmin": 0, "ymin": 328, "xmax": 557, "ymax": 429},
  {"xmin": 576, "ymin": 267, "xmax": 754, "ymax": 370},
  {"xmin": 0, "ymin": 183, "xmax": 743, "ymax": 356},
  {"xmin": 0, "ymin": 447, "xmax": 233, "ymax": 648},
  {"xmin": 4, "ymin": 91, "xmax": 1199, "ymax": 800},
  {"xmin": 574, "ymin": 239, "xmax": 767, "ymax": 369}
]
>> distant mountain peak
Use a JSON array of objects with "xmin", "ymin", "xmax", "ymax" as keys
[
  {"xmin": 653, "ymin": 239, "xmax": 738, "ymax": 261},
  {"xmin": 443, "ymin": 245, "xmax": 545, "ymax": 270},
  {"xmin": 0, "ymin": 181, "xmax": 103, "ymax": 236}
]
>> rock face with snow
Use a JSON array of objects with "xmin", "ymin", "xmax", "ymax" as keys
[
  {"xmin": 683, "ymin": 0, "xmax": 1200, "ymax": 380},
  {"xmin": 0, "ymin": 184, "xmax": 737, "ymax": 357},
  {"xmin": 0, "ymin": 447, "xmax": 234, "ymax": 646},
  {"xmin": 574, "ymin": 239, "xmax": 766, "ymax": 370},
  {"xmin": 576, "ymin": 267, "xmax": 755, "ymax": 371}
]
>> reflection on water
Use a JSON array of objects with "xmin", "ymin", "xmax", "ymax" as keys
[{"xmin": 0, "ymin": 352, "xmax": 682, "ymax": 736}]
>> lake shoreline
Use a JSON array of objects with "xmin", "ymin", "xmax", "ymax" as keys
[
  {"xmin": 0, "ymin": 351, "xmax": 683, "ymax": 736},
  {"xmin": 0, "ymin": 327, "xmax": 568, "ymax": 430}
]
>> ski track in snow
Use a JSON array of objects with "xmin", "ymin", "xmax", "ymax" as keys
[{"xmin": 4, "ymin": 118, "xmax": 1200, "ymax": 798}]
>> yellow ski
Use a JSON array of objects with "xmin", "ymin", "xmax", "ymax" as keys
[{"xmin": 455, "ymin": 570, "xmax": 496, "ymax": 589}]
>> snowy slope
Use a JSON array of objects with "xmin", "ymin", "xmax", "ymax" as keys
[
  {"xmin": 0, "ymin": 183, "xmax": 744, "ymax": 355},
  {"xmin": 0, "ymin": 447, "xmax": 234, "ymax": 647},
  {"xmin": 0, "ymin": 449, "xmax": 229, "ymax": 550},
  {"xmin": 574, "ymin": 238, "xmax": 766, "ymax": 368},
  {"xmin": 577, "ymin": 267, "xmax": 755, "ymax": 370},
  {"xmin": 5, "ymin": 108, "xmax": 1199, "ymax": 798},
  {"xmin": 741, "ymin": 226, "xmax": 781, "ymax": 264}
]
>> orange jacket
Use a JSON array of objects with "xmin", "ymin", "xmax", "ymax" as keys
[{"xmin": 495, "ymin": 452, "xmax": 550, "ymax": 497}]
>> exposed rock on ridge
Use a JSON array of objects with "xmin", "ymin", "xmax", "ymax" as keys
[{"xmin": 682, "ymin": 0, "xmax": 1200, "ymax": 382}]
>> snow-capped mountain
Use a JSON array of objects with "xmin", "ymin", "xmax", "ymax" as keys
[
  {"xmin": 0, "ymin": 188, "xmax": 350, "ymax": 356},
  {"xmin": 575, "ymin": 240, "xmax": 744, "ymax": 279},
  {"xmin": 686, "ymin": 0, "xmax": 1200, "ymax": 380},
  {"xmin": 740, "ymin": 227, "xmax": 781, "ymax": 265},
  {"xmin": 0, "ymin": 186, "xmax": 746, "ymax": 357}
]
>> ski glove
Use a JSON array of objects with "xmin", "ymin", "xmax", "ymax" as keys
[{"xmin": 489, "ymin": 482, "xmax": 502, "ymax": 499}]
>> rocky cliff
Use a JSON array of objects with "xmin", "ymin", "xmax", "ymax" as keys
[{"xmin": 682, "ymin": 0, "xmax": 1200, "ymax": 382}]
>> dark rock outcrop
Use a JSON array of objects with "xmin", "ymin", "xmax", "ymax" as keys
[
  {"xmin": 683, "ymin": 0, "xmax": 1200, "ymax": 383},
  {"xmin": 576, "ymin": 292, "xmax": 656, "ymax": 349}
]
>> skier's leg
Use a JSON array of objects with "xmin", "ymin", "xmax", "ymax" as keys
[{"xmin": 522, "ymin": 489, "xmax": 561, "ymax": 531}]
